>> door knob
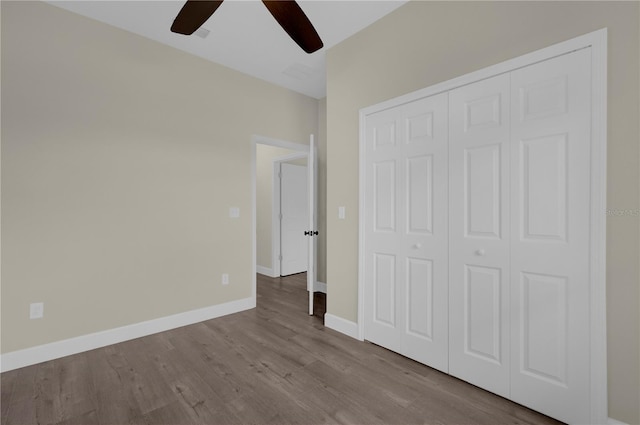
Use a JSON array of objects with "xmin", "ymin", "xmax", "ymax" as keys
[{"xmin": 475, "ymin": 249, "xmax": 486, "ymax": 256}]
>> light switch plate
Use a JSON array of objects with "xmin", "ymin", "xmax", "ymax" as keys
[
  {"xmin": 338, "ymin": 206, "xmax": 346, "ymax": 219},
  {"xmin": 229, "ymin": 207, "xmax": 240, "ymax": 218},
  {"xmin": 30, "ymin": 302, "xmax": 44, "ymax": 319}
]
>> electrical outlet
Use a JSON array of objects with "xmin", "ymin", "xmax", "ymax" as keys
[
  {"xmin": 30, "ymin": 302, "xmax": 44, "ymax": 319},
  {"xmin": 222, "ymin": 273, "xmax": 229, "ymax": 285}
]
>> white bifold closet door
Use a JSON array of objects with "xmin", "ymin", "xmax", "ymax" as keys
[
  {"xmin": 508, "ymin": 49, "xmax": 591, "ymax": 424},
  {"xmin": 363, "ymin": 93, "xmax": 449, "ymax": 373},
  {"xmin": 448, "ymin": 73, "xmax": 512, "ymax": 398},
  {"xmin": 448, "ymin": 48, "xmax": 591, "ymax": 424},
  {"xmin": 363, "ymin": 47, "xmax": 594, "ymax": 425}
]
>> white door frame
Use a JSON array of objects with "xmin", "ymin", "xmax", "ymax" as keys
[
  {"xmin": 358, "ymin": 29, "xmax": 607, "ymax": 424},
  {"xmin": 271, "ymin": 152, "xmax": 309, "ymax": 277},
  {"xmin": 251, "ymin": 135, "xmax": 309, "ymax": 301}
]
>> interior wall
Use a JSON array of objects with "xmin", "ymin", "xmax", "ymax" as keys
[
  {"xmin": 1, "ymin": 1, "xmax": 318, "ymax": 353},
  {"xmin": 325, "ymin": 1, "xmax": 639, "ymax": 423}
]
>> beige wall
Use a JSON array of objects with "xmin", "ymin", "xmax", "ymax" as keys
[
  {"xmin": 1, "ymin": 1, "xmax": 318, "ymax": 353},
  {"xmin": 325, "ymin": 1, "xmax": 639, "ymax": 423}
]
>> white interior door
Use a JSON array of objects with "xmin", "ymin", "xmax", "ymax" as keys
[
  {"xmin": 280, "ymin": 162, "xmax": 308, "ymax": 276},
  {"xmin": 307, "ymin": 135, "xmax": 318, "ymax": 315},
  {"xmin": 448, "ymin": 73, "xmax": 511, "ymax": 397},
  {"xmin": 508, "ymin": 48, "xmax": 591, "ymax": 424},
  {"xmin": 364, "ymin": 104, "xmax": 402, "ymax": 352},
  {"xmin": 364, "ymin": 93, "xmax": 449, "ymax": 372}
]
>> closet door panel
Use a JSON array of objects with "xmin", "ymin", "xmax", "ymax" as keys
[
  {"xmin": 400, "ymin": 94, "xmax": 449, "ymax": 372},
  {"xmin": 509, "ymin": 48, "xmax": 591, "ymax": 425},
  {"xmin": 464, "ymin": 265, "xmax": 502, "ymax": 363},
  {"xmin": 464, "ymin": 143, "xmax": 503, "ymax": 238},
  {"xmin": 449, "ymin": 74, "xmax": 511, "ymax": 397},
  {"xmin": 364, "ymin": 93, "xmax": 449, "ymax": 373},
  {"xmin": 364, "ymin": 107, "xmax": 403, "ymax": 353},
  {"xmin": 406, "ymin": 155, "xmax": 433, "ymax": 235}
]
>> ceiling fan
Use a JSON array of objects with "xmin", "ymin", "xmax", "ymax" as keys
[{"xmin": 171, "ymin": 0, "xmax": 324, "ymax": 54}]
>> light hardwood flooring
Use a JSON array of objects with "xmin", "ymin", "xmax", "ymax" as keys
[{"xmin": 1, "ymin": 273, "xmax": 563, "ymax": 425}]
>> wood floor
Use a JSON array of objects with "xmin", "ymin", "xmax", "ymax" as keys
[{"xmin": 1, "ymin": 273, "xmax": 562, "ymax": 425}]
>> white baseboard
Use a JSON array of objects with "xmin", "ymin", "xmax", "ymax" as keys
[
  {"xmin": 0, "ymin": 296, "xmax": 255, "ymax": 373},
  {"xmin": 324, "ymin": 313, "xmax": 361, "ymax": 340},
  {"xmin": 608, "ymin": 418, "xmax": 629, "ymax": 425},
  {"xmin": 315, "ymin": 280, "xmax": 327, "ymax": 293},
  {"xmin": 256, "ymin": 265, "xmax": 275, "ymax": 277}
]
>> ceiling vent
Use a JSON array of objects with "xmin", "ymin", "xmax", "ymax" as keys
[
  {"xmin": 282, "ymin": 63, "xmax": 315, "ymax": 80},
  {"xmin": 194, "ymin": 27, "xmax": 210, "ymax": 39}
]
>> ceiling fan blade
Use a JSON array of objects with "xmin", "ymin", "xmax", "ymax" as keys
[
  {"xmin": 171, "ymin": 0, "xmax": 224, "ymax": 35},
  {"xmin": 262, "ymin": 0, "xmax": 323, "ymax": 54}
]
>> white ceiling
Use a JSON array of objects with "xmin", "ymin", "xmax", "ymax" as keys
[{"xmin": 47, "ymin": 0, "xmax": 407, "ymax": 99}]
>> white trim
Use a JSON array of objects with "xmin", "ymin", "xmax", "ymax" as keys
[
  {"xmin": 588, "ymin": 28, "xmax": 609, "ymax": 425},
  {"xmin": 607, "ymin": 418, "xmax": 629, "ymax": 425},
  {"xmin": 251, "ymin": 135, "xmax": 309, "ymax": 153},
  {"xmin": 273, "ymin": 152, "xmax": 309, "ymax": 163},
  {"xmin": 252, "ymin": 137, "xmax": 258, "ymax": 301},
  {"xmin": 357, "ymin": 102, "xmax": 367, "ymax": 342},
  {"xmin": 0, "ymin": 297, "xmax": 254, "ymax": 373},
  {"xmin": 358, "ymin": 29, "xmax": 607, "ymax": 425},
  {"xmin": 271, "ymin": 152, "xmax": 309, "ymax": 278},
  {"xmin": 256, "ymin": 265, "xmax": 275, "ymax": 277},
  {"xmin": 251, "ymin": 135, "xmax": 309, "ymax": 301},
  {"xmin": 272, "ymin": 161, "xmax": 282, "ymax": 277},
  {"xmin": 315, "ymin": 280, "xmax": 327, "ymax": 294},
  {"xmin": 324, "ymin": 313, "xmax": 361, "ymax": 340}
]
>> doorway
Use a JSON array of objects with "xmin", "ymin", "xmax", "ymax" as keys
[{"xmin": 251, "ymin": 135, "xmax": 319, "ymax": 316}]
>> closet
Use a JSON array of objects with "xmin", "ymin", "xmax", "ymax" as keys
[{"xmin": 361, "ymin": 39, "xmax": 604, "ymax": 425}]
